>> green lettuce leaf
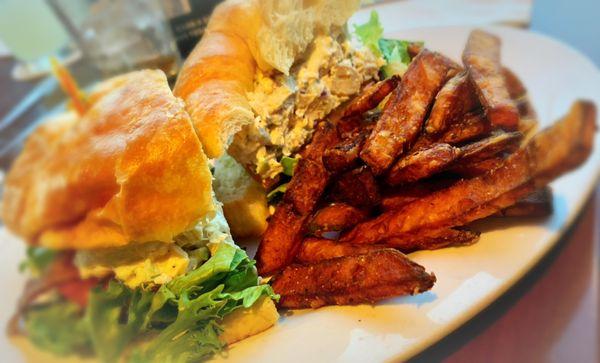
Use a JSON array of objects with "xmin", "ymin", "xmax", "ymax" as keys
[
  {"xmin": 267, "ymin": 183, "xmax": 288, "ymax": 202},
  {"xmin": 24, "ymin": 301, "xmax": 92, "ymax": 356},
  {"xmin": 85, "ymin": 281, "xmax": 153, "ymax": 363},
  {"xmin": 378, "ymin": 38, "xmax": 409, "ymax": 77},
  {"xmin": 280, "ymin": 156, "xmax": 298, "ymax": 176},
  {"xmin": 91, "ymin": 243, "xmax": 274, "ymax": 363},
  {"xmin": 129, "ymin": 287, "xmax": 227, "ymax": 363},
  {"xmin": 354, "ymin": 11, "xmax": 383, "ymax": 57},
  {"xmin": 354, "ymin": 11, "xmax": 423, "ymax": 77},
  {"xmin": 24, "ymin": 242, "xmax": 276, "ymax": 363},
  {"xmin": 166, "ymin": 243, "xmax": 246, "ymax": 296},
  {"xmin": 130, "ymin": 284, "xmax": 274, "ymax": 363},
  {"xmin": 129, "ymin": 244, "xmax": 276, "ymax": 363},
  {"xmin": 145, "ymin": 243, "xmax": 262, "ymax": 325},
  {"xmin": 19, "ymin": 246, "xmax": 56, "ymax": 275}
]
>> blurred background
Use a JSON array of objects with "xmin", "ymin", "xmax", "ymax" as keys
[{"xmin": 0, "ymin": 0, "xmax": 223, "ymax": 171}]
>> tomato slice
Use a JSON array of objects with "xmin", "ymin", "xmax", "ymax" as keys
[{"xmin": 56, "ymin": 278, "xmax": 100, "ymax": 307}]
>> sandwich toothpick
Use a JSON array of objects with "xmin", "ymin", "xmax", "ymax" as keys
[{"xmin": 50, "ymin": 57, "xmax": 89, "ymax": 116}]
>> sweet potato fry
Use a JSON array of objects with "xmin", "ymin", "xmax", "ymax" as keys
[
  {"xmin": 297, "ymin": 228, "xmax": 478, "ymax": 263},
  {"xmin": 322, "ymin": 137, "xmax": 362, "ymax": 173},
  {"xmin": 449, "ymin": 156, "xmax": 505, "ymax": 178},
  {"xmin": 361, "ymin": 50, "xmax": 459, "ymax": 174},
  {"xmin": 407, "ymin": 42, "xmax": 424, "ymax": 58},
  {"xmin": 386, "ymin": 143, "xmax": 461, "ymax": 185},
  {"xmin": 342, "ymin": 151, "xmax": 530, "ymax": 244},
  {"xmin": 425, "ymin": 71, "xmax": 479, "ymax": 134},
  {"xmin": 257, "ymin": 121, "xmax": 339, "ymax": 275},
  {"xmin": 323, "ymin": 125, "xmax": 372, "ymax": 173},
  {"xmin": 496, "ymin": 187, "xmax": 553, "ymax": 217},
  {"xmin": 438, "ymin": 112, "xmax": 490, "ymax": 145},
  {"xmin": 502, "ymin": 67, "xmax": 526, "ymax": 100},
  {"xmin": 300, "ymin": 120, "xmax": 341, "ymax": 162},
  {"xmin": 408, "ymin": 133, "xmax": 438, "ymax": 152},
  {"xmin": 330, "ymin": 166, "xmax": 381, "ymax": 208},
  {"xmin": 256, "ymin": 203, "xmax": 308, "ymax": 275},
  {"xmin": 308, "ymin": 204, "xmax": 368, "ymax": 234},
  {"xmin": 334, "ymin": 114, "xmax": 362, "ymax": 137},
  {"xmin": 456, "ymin": 182, "xmax": 537, "ymax": 224},
  {"xmin": 530, "ymin": 100, "xmax": 596, "ymax": 184},
  {"xmin": 271, "ymin": 249, "xmax": 436, "ymax": 309},
  {"xmin": 385, "ymin": 228, "xmax": 480, "ymax": 252},
  {"xmin": 295, "ymin": 238, "xmax": 385, "ymax": 264},
  {"xmin": 463, "ymin": 30, "xmax": 519, "ymax": 130},
  {"xmin": 341, "ymin": 101, "xmax": 596, "ymax": 244},
  {"xmin": 283, "ymin": 158, "xmax": 329, "ymax": 215},
  {"xmin": 342, "ymin": 76, "xmax": 400, "ymax": 118},
  {"xmin": 386, "ymin": 128, "xmax": 518, "ymax": 186},
  {"xmin": 518, "ymin": 117, "xmax": 538, "ymax": 140},
  {"xmin": 380, "ymin": 178, "xmax": 457, "ymax": 211},
  {"xmin": 502, "ymin": 67, "xmax": 538, "ymax": 137},
  {"xmin": 458, "ymin": 131, "xmax": 522, "ymax": 163}
]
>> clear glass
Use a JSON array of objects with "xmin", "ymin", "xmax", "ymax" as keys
[{"xmin": 52, "ymin": 0, "xmax": 181, "ymax": 78}]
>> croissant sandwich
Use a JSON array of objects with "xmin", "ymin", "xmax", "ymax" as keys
[{"xmin": 2, "ymin": 70, "xmax": 278, "ymax": 362}]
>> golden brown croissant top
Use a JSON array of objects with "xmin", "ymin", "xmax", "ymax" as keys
[{"xmin": 2, "ymin": 70, "xmax": 214, "ymax": 250}]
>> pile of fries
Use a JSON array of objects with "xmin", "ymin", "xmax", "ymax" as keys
[{"xmin": 256, "ymin": 30, "xmax": 597, "ymax": 309}]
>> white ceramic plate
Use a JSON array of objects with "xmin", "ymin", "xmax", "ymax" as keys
[
  {"xmin": 1, "ymin": 25, "xmax": 599, "ymax": 363},
  {"xmin": 217, "ymin": 25, "xmax": 600, "ymax": 362}
]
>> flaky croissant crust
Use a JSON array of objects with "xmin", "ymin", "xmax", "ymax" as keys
[{"xmin": 2, "ymin": 70, "xmax": 214, "ymax": 249}]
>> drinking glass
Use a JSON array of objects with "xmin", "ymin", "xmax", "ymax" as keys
[{"xmin": 49, "ymin": 0, "xmax": 181, "ymax": 78}]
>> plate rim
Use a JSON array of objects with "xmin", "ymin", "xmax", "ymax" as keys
[{"xmin": 382, "ymin": 24, "xmax": 600, "ymax": 361}]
